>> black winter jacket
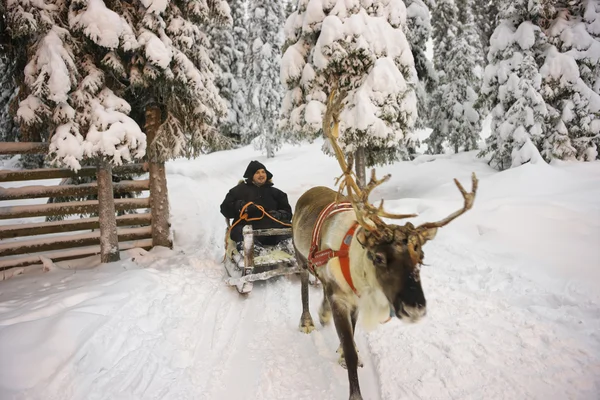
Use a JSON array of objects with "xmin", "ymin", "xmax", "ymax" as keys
[{"xmin": 220, "ymin": 181, "xmax": 292, "ymax": 222}]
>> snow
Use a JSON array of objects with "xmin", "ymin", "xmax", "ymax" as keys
[
  {"xmin": 1, "ymin": 138, "xmax": 599, "ymax": 399},
  {"xmin": 23, "ymin": 26, "xmax": 75, "ymax": 104},
  {"xmin": 69, "ymin": 0, "xmax": 137, "ymax": 50}
]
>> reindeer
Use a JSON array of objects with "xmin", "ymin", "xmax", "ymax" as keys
[{"xmin": 291, "ymin": 89, "xmax": 478, "ymax": 400}]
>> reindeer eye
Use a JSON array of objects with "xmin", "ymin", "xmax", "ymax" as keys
[{"xmin": 372, "ymin": 252, "xmax": 386, "ymax": 266}]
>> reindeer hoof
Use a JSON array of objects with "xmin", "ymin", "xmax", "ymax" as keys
[
  {"xmin": 349, "ymin": 392, "xmax": 364, "ymax": 400},
  {"xmin": 337, "ymin": 347, "xmax": 364, "ymax": 369},
  {"xmin": 299, "ymin": 312, "xmax": 315, "ymax": 334},
  {"xmin": 337, "ymin": 355, "xmax": 364, "ymax": 369}
]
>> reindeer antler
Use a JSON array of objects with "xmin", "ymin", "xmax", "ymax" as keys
[
  {"xmin": 323, "ymin": 88, "xmax": 416, "ymax": 236},
  {"xmin": 417, "ymin": 173, "xmax": 478, "ymax": 230}
]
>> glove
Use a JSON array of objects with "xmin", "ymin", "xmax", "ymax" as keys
[
  {"xmin": 268, "ymin": 210, "xmax": 281, "ymax": 220},
  {"xmin": 269, "ymin": 210, "xmax": 291, "ymax": 221},
  {"xmin": 246, "ymin": 204, "xmax": 262, "ymax": 218}
]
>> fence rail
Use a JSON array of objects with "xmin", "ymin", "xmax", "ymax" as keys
[{"xmin": 0, "ymin": 142, "xmax": 170, "ymax": 275}]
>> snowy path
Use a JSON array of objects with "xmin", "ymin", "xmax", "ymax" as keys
[{"xmin": 0, "ymin": 256, "xmax": 381, "ymax": 400}]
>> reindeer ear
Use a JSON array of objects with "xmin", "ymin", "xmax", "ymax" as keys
[{"xmin": 422, "ymin": 227, "xmax": 438, "ymax": 241}]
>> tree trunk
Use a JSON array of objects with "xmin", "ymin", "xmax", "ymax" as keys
[
  {"xmin": 266, "ymin": 139, "xmax": 274, "ymax": 158},
  {"xmin": 265, "ymin": 128, "xmax": 274, "ymax": 158},
  {"xmin": 97, "ymin": 159, "xmax": 120, "ymax": 263},
  {"xmin": 354, "ymin": 147, "xmax": 366, "ymax": 189},
  {"xmin": 145, "ymin": 104, "xmax": 172, "ymax": 248}
]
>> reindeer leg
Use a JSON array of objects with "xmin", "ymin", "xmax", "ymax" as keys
[
  {"xmin": 330, "ymin": 297, "xmax": 362, "ymax": 400},
  {"xmin": 319, "ymin": 286, "xmax": 332, "ymax": 326},
  {"xmin": 351, "ymin": 309, "xmax": 364, "ymax": 368},
  {"xmin": 298, "ymin": 263, "xmax": 315, "ymax": 333},
  {"xmin": 337, "ymin": 307, "xmax": 363, "ymax": 368}
]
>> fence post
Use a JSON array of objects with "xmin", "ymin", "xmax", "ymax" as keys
[
  {"xmin": 97, "ymin": 158, "xmax": 120, "ymax": 262},
  {"xmin": 145, "ymin": 104, "xmax": 172, "ymax": 248}
]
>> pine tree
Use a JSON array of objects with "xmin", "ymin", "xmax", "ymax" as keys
[
  {"xmin": 473, "ymin": 0, "xmax": 499, "ymax": 58},
  {"xmin": 246, "ymin": 0, "xmax": 285, "ymax": 157},
  {"xmin": 3, "ymin": 0, "xmax": 147, "ymax": 171},
  {"xmin": 404, "ymin": 0, "xmax": 436, "ymax": 128},
  {"xmin": 280, "ymin": 0, "xmax": 419, "ymax": 167},
  {"xmin": 446, "ymin": 2, "xmax": 483, "ymax": 153},
  {"xmin": 581, "ymin": 0, "xmax": 600, "ymax": 95},
  {"xmin": 541, "ymin": 4, "xmax": 600, "ymax": 161},
  {"xmin": 479, "ymin": 0, "xmax": 549, "ymax": 170},
  {"xmin": 0, "ymin": 26, "xmax": 19, "ymax": 143},
  {"xmin": 426, "ymin": 0, "xmax": 459, "ymax": 153},
  {"xmin": 208, "ymin": 0, "xmax": 249, "ymax": 145},
  {"xmin": 431, "ymin": 0, "xmax": 459, "ymax": 73},
  {"xmin": 122, "ymin": 0, "xmax": 232, "ymax": 161}
]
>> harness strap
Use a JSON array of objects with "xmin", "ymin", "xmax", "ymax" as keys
[
  {"xmin": 308, "ymin": 202, "xmax": 360, "ymax": 295},
  {"xmin": 338, "ymin": 222, "xmax": 359, "ymax": 294}
]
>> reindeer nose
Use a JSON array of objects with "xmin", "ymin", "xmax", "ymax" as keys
[{"xmin": 398, "ymin": 302, "xmax": 427, "ymax": 323}]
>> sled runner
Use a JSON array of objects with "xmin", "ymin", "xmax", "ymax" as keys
[{"xmin": 223, "ymin": 223, "xmax": 300, "ymax": 294}]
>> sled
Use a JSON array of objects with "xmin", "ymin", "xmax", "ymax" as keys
[{"xmin": 223, "ymin": 223, "xmax": 300, "ymax": 294}]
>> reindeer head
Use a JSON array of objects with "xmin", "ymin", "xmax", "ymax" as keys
[
  {"xmin": 323, "ymin": 88, "xmax": 478, "ymax": 323},
  {"xmin": 352, "ymin": 171, "xmax": 477, "ymax": 322}
]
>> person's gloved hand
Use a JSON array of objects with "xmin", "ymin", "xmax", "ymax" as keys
[
  {"xmin": 268, "ymin": 210, "xmax": 281, "ymax": 220},
  {"xmin": 269, "ymin": 210, "xmax": 291, "ymax": 221},
  {"xmin": 246, "ymin": 204, "xmax": 262, "ymax": 218}
]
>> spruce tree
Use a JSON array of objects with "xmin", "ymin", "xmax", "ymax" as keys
[
  {"xmin": 0, "ymin": 36, "xmax": 18, "ymax": 143},
  {"xmin": 404, "ymin": 0, "xmax": 436, "ymax": 128},
  {"xmin": 541, "ymin": 4, "xmax": 600, "ymax": 161},
  {"xmin": 426, "ymin": 0, "xmax": 459, "ymax": 154},
  {"xmin": 479, "ymin": 0, "xmax": 549, "ymax": 170},
  {"xmin": 3, "ymin": 0, "xmax": 232, "ymax": 168},
  {"xmin": 208, "ymin": 0, "xmax": 249, "ymax": 145},
  {"xmin": 4, "ymin": 0, "xmax": 146, "ymax": 170},
  {"xmin": 446, "ymin": 3, "xmax": 483, "ymax": 153},
  {"xmin": 280, "ymin": 0, "xmax": 419, "ymax": 167},
  {"xmin": 123, "ymin": 0, "xmax": 232, "ymax": 161},
  {"xmin": 473, "ymin": 0, "xmax": 499, "ymax": 58},
  {"xmin": 246, "ymin": 0, "xmax": 286, "ymax": 157}
]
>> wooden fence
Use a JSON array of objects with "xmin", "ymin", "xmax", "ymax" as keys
[{"xmin": 0, "ymin": 142, "xmax": 171, "ymax": 275}]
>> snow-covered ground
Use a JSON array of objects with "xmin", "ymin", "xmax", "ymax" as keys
[{"xmin": 1, "ymin": 139, "xmax": 599, "ymax": 400}]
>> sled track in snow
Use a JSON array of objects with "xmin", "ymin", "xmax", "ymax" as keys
[{"xmin": 26, "ymin": 257, "xmax": 382, "ymax": 400}]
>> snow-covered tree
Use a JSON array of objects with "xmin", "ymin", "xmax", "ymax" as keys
[
  {"xmin": 431, "ymin": 0, "xmax": 458, "ymax": 73},
  {"xmin": 427, "ymin": 0, "xmax": 458, "ymax": 153},
  {"xmin": 473, "ymin": 0, "xmax": 499, "ymax": 58},
  {"xmin": 280, "ymin": 0, "xmax": 419, "ymax": 167},
  {"xmin": 208, "ymin": 0, "xmax": 249, "ymax": 144},
  {"xmin": 479, "ymin": 1, "xmax": 549, "ymax": 170},
  {"xmin": 0, "ymin": 48, "xmax": 19, "ymax": 143},
  {"xmin": 428, "ymin": 0, "xmax": 482, "ymax": 154},
  {"xmin": 2, "ymin": 1, "xmax": 145, "ymax": 171},
  {"xmin": 246, "ymin": 0, "xmax": 286, "ymax": 157},
  {"xmin": 541, "ymin": 5, "xmax": 600, "ymax": 161},
  {"xmin": 122, "ymin": 0, "xmax": 232, "ymax": 161},
  {"xmin": 3, "ymin": 0, "xmax": 232, "ymax": 170},
  {"xmin": 581, "ymin": 0, "xmax": 600, "ymax": 95},
  {"xmin": 404, "ymin": 0, "xmax": 436, "ymax": 128}
]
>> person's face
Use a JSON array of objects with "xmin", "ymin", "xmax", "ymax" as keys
[{"xmin": 252, "ymin": 169, "xmax": 267, "ymax": 186}]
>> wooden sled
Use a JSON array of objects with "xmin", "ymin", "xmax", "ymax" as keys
[{"xmin": 223, "ymin": 223, "xmax": 300, "ymax": 294}]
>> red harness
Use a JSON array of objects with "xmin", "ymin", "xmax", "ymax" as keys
[{"xmin": 308, "ymin": 202, "xmax": 360, "ymax": 295}]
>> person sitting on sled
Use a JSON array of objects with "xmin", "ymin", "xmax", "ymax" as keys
[{"xmin": 220, "ymin": 160, "xmax": 293, "ymax": 252}]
